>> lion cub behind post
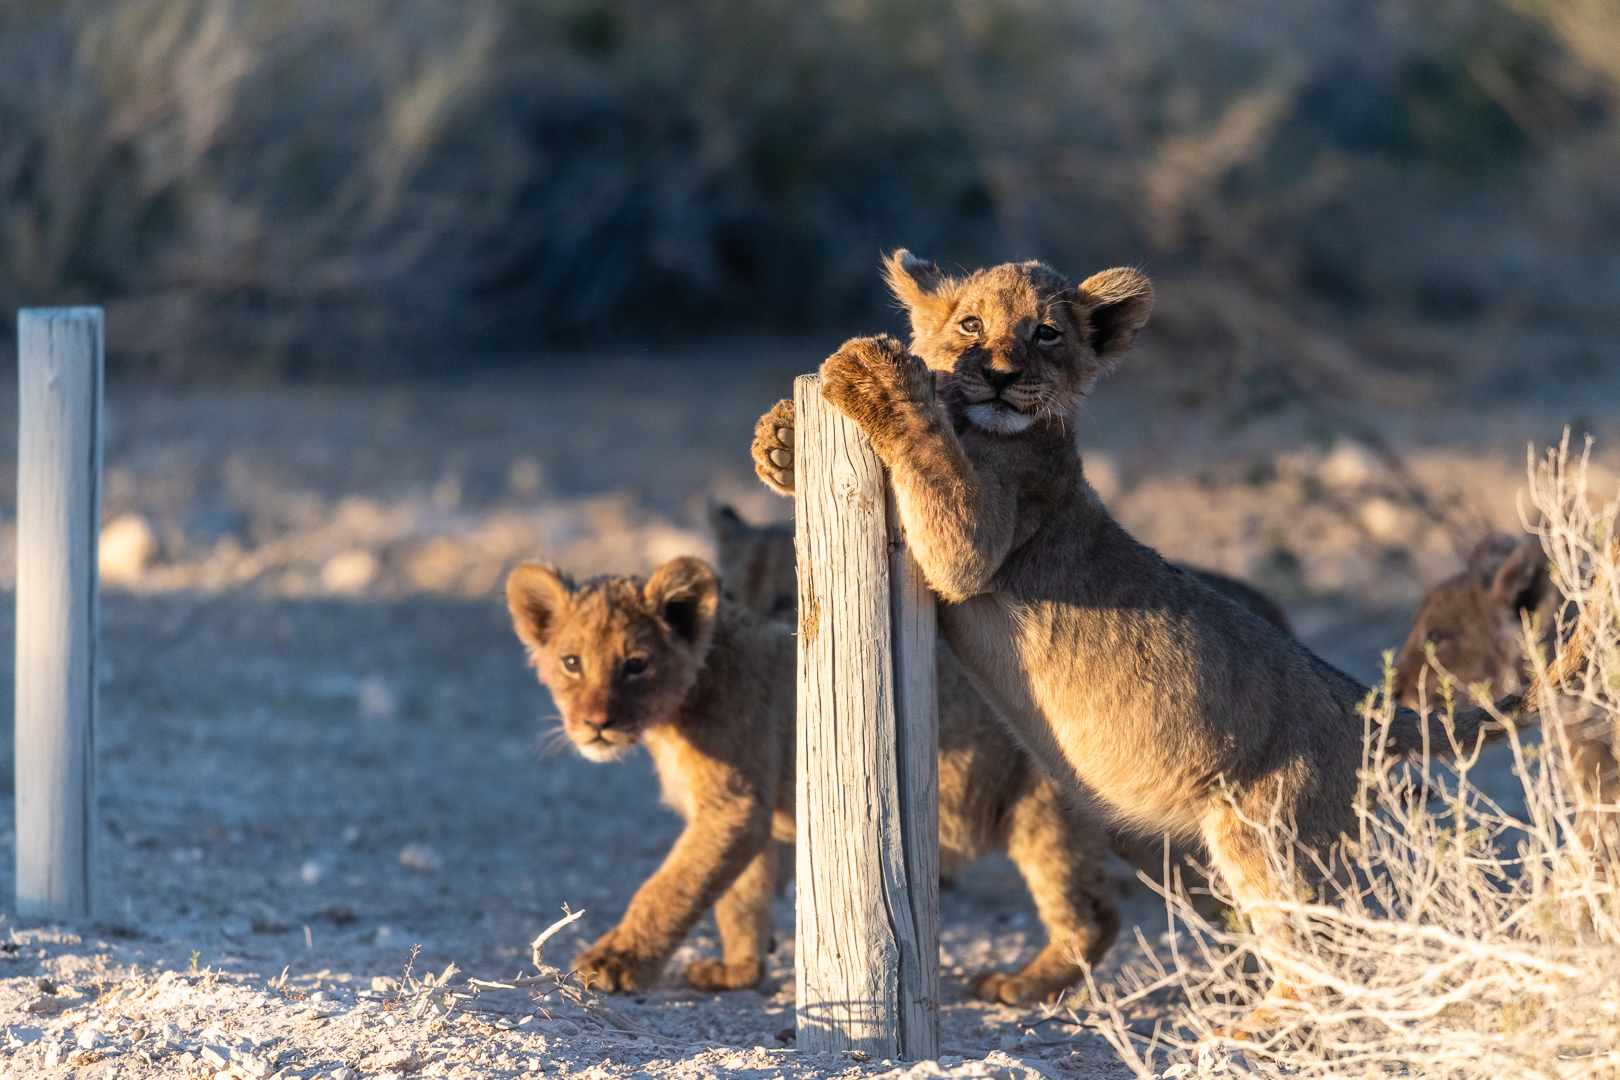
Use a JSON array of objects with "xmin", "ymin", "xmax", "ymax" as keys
[
  {"xmin": 507, "ymin": 555, "xmax": 1120, "ymax": 1002},
  {"xmin": 752, "ymin": 251, "xmax": 1573, "ymax": 1024}
]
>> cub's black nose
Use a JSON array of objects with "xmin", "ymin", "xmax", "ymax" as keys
[{"xmin": 982, "ymin": 367, "xmax": 1018, "ymax": 393}]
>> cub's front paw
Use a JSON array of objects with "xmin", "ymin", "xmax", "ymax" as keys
[
  {"xmin": 683, "ymin": 956, "xmax": 765, "ymax": 991},
  {"xmin": 752, "ymin": 398, "xmax": 796, "ymax": 496},
  {"xmin": 573, "ymin": 934, "xmax": 662, "ymax": 993},
  {"xmin": 966, "ymin": 969, "xmax": 1064, "ymax": 1006},
  {"xmin": 819, "ymin": 335, "xmax": 931, "ymax": 440}
]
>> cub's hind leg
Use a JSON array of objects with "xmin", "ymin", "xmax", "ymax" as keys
[
  {"xmin": 1200, "ymin": 800, "xmax": 1313, "ymax": 1034},
  {"xmin": 684, "ymin": 842, "xmax": 777, "ymax": 991},
  {"xmin": 970, "ymin": 776, "xmax": 1119, "ymax": 1005}
]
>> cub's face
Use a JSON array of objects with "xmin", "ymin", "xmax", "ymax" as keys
[
  {"xmin": 506, "ymin": 558, "xmax": 719, "ymax": 762},
  {"xmin": 1393, "ymin": 537, "xmax": 1553, "ymax": 710},
  {"xmin": 883, "ymin": 251, "xmax": 1154, "ymax": 434}
]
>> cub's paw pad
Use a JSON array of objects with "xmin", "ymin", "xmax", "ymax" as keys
[
  {"xmin": 573, "ymin": 943, "xmax": 656, "ymax": 993},
  {"xmin": 683, "ymin": 957, "xmax": 765, "ymax": 991},
  {"xmin": 752, "ymin": 398, "xmax": 797, "ymax": 496}
]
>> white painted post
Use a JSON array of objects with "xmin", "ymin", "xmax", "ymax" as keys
[
  {"xmin": 794, "ymin": 373, "xmax": 939, "ymax": 1061},
  {"xmin": 16, "ymin": 307, "xmax": 103, "ymax": 919}
]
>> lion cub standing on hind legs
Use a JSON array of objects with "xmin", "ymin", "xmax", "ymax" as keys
[
  {"xmin": 506, "ymin": 555, "xmax": 1122, "ymax": 1004},
  {"xmin": 752, "ymin": 250, "xmax": 1574, "ymax": 1028}
]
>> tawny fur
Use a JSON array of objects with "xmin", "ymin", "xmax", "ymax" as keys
[
  {"xmin": 709, "ymin": 502, "xmax": 1293, "ymax": 923},
  {"xmin": 710, "ymin": 504, "xmax": 1126, "ymax": 1003},
  {"xmin": 1395, "ymin": 534, "xmax": 1616, "ymax": 851},
  {"xmin": 750, "ymin": 251, "xmax": 1551, "ymax": 1016},
  {"xmin": 507, "ymin": 555, "xmax": 1118, "ymax": 1003}
]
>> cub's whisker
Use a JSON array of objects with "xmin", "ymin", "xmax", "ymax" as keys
[{"xmin": 534, "ymin": 719, "xmax": 574, "ymax": 758}]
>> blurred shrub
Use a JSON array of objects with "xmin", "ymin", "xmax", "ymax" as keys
[{"xmin": 0, "ymin": 0, "xmax": 1616, "ymax": 390}]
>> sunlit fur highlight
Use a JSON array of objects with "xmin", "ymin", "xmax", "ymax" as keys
[{"xmin": 784, "ymin": 252, "xmax": 1558, "ymax": 1026}]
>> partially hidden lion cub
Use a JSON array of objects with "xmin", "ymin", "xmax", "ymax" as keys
[
  {"xmin": 507, "ymin": 555, "xmax": 1119, "ymax": 1003},
  {"xmin": 751, "ymin": 251, "xmax": 1571, "ymax": 1018},
  {"xmin": 1395, "ymin": 534, "xmax": 1616, "ymax": 849}
]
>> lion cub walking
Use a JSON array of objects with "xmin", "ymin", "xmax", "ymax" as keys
[{"xmin": 507, "ymin": 556, "xmax": 1118, "ymax": 1002}]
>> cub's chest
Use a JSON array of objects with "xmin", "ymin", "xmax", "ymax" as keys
[{"xmin": 643, "ymin": 731, "xmax": 700, "ymax": 820}]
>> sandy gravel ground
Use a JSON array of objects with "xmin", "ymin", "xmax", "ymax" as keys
[{"xmin": 0, "ymin": 345, "xmax": 1615, "ymax": 1079}]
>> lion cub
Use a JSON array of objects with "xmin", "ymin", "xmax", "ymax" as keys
[
  {"xmin": 1396, "ymin": 535, "xmax": 1615, "ymax": 848},
  {"xmin": 508, "ymin": 555, "xmax": 1118, "ymax": 1003},
  {"xmin": 708, "ymin": 502, "xmax": 1290, "ymax": 909},
  {"xmin": 752, "ymin": 252, "xmax": 1560, "ymax": 1018}
]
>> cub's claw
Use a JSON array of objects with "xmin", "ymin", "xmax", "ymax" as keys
[
  {"xmin": 573, "ymin": 936, "xmax": 661, "ymax": 993},
  {"xmin": 752, "ymin": 398, "xmax": 797, "ymax": 496},
  {"xmin": 683, "ymin": 957, "xmax": 765, "ymax": 991}
]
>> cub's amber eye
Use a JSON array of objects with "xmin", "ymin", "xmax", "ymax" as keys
[
  {"xmin": 1035, "ymin": 324, "xmax": 1060, "ymax": 342},
  {"xmin": 623, "ymin": 656, "xmax": 648, "ymax": 676},
  {"xmin": 561, "ymin": 655, "xmax": 582, "ymax": 674},
  {"xmin": 959, "ymin": 317, "xmax": 983, "ymax": 335}
]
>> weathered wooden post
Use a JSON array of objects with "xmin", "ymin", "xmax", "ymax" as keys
[
  {"xmin": 16, "ymin": 307, "xmax": 103, "ymax": 918},
  {"xmin": 794, "ymin": 373, "xmax": 939, "ymax": 1061}
]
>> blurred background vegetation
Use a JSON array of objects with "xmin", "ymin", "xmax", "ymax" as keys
[{"xmin": 2, "ymin": 0, "xmax": 1618, "ymax": 403}]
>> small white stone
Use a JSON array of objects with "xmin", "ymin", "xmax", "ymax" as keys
[
  {"xmin": 1360, "ymin": 496, "xmax": 1411, "ymax": 543},
  {"xmin": 397, "ymin": 843, "xmax": 441, "ymax": 872},
  {"xmin": 75, "ymin": 1027, "xmax": 105, "ymax": 1050},
  {"xmin": 99, "ymin": 514, "xmax": 157, "ymax": 584},
  {"xmin": 202, "ymin": 1045, "xmax": 229, "ymax": 1068},
  {"xmin": 43, "ymin": 1043, "xmax": 60, "ymax": 1067},
  {"xmin": 357, "ymin": 675, "xmax": 396, "ymax": 720},
  {"xmin": 1319, "ymin": 441, "xmax": 1379, "ymax": 489},
  {"xmin": 508, "ymin": 457, "xmax": 545, "ymax": 498},
  {"xmin": 321, "ymin": 550, "xmax": 378, "ymax": 595}
]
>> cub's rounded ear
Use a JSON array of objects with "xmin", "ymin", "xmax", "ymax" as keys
[
  {"xmin": 1491, "ymin": 539, "xmax": 1551, "ymax": 615},
  {"xmin": 1466, "ymin": 533, "xmax": 1522, "ymax": 578},
  {"xmin": 507, "ymin": 563, "xmax": 574, "ymax": 654},
  {"xmin": 882, "ymin": 249, "xmax": 959, "ymax": 337},
  {"xmin": 707, "ymin": 501, "xmax": 749, "ymax": 544},
  {"xmin": 645, "ymin": 556, "xmax": 720, "ymax": 652},
  {"xmin": 1076, "ymin": 268, "xmax": 1154, "ymax": 362}
]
